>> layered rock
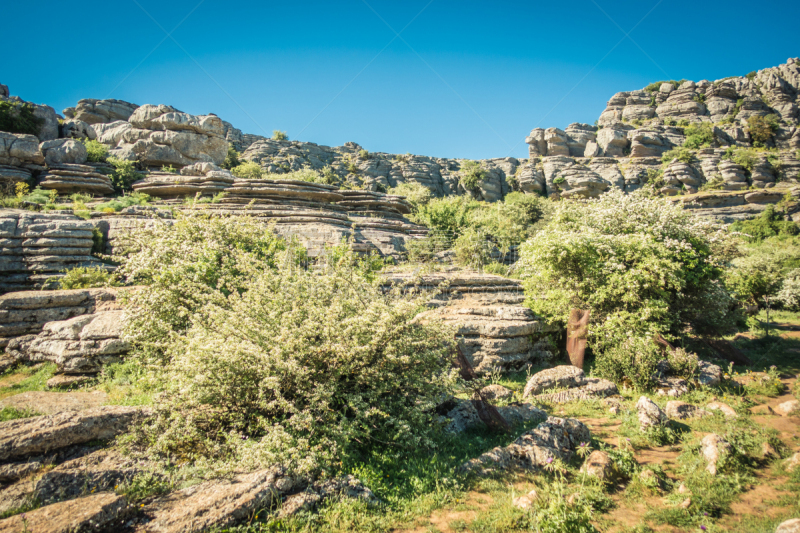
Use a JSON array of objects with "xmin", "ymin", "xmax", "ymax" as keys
[
  {"xmin": 0, "ymin": 86, "xmax": 59, "ymax": 141},
  {"xmin": 0, "ymin": 132, "xmax": 44, "ymax": 177},
  {"xmin": 0, "ymin": 210, "xmax": 106, "ymax": 294},
  {"xmin": 63, "ymin": 98, "xmax": 139, "ymax": 125},
  {"xmin": 0, "ymin": 287, "xmax": 119, "ymax": 350},
  {"xmin": 132, "ymin": 162, "xmax": 235, "ymax": 197},
  {"xmin": 101, "ymin": 104, "xmax": 228, "ymax": 167},
  {"xmin": 6, "ymin": 310, "xmax": 129, "ymax": 374},
  {"xmin": 37, "ymin": 163, "xmax": 115, "ymax": 195}
]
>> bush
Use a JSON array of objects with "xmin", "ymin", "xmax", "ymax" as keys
[
  {"xmin": 388, "ymin": 182, "xmax": 432, "ymax": 211},
  {"xmin": 469, "ymin": 192, "xmax": 549, "ymax": 250},
  {"xmin": 644, "ymin": 80, "xmax": 685, "ymax": 93},
  {"xmin": 459, "ymin": 160, "xmax": 487, "ymax": 191},
  {"xmin": 82, "ymin": 139, "xmax": 109, "ymax": 162},
  {"xmin": 683, "ymin": 123, "xmax": 714, "ymax": 149},
  {"xmin": 221, "ymin": 144, "xmax": 240, "ymax": 170},
  {"xmin": 776, "ymin": 269, "xmax": 800, "ymax": 310},
  {"xmin": 726, "ymin": 236, "xmax": 800, "ymax": 305},
  {"xmin": 412, "ymin": 195, "xmax": 476, "ymax": 238},
  {"xmin": 272, "ymin": 130, "xmax": 288, "ymax": 141},
  {"xmin": 58, "ymin": 266, "xmax": 116, "ymax": 290},
  {"xmin": 0, "ymin": 100, "xmax": 44, "ymax": 135},
  {"xmin": 518, "ymin": 190, "xmax": 736, "ymax": 351},
  {"xmin": 94, "ymin": 192, "xmax": 151, "ymax": 212},
  {"xmin": 747, "ymin": 114, "xmax": 779, "ymax": 147},
  {"xmin": 230, "ymin": 161, "xmax": 264, "ymax": 180},
  {"xmin": 661, "ymin": 147, "xmax": 694, "ymax": 165},
  {"xmin": 108, "ymin": 158, "xmax": 144, "ymax": 192},
  {"xmin": 594, "ymin": 337, "xmax": 662, "ymax": 390},
  {"xmin": 115, "ymin": 214, "xmax": 303, "ymax": 365},
  {"xmin": 120, "ymin": 234, "xmax": 457, "ymax": 476},
  {"xmin": 267, "ymin": 167, "xmax": 325, "ymax": 183},
  {"xmin": 453, "ymin": 228, "xmax": 493, "ymax": 269},
  {"xmin": 358, "ymin": 149, "xmax": 371, "ymax": 160},
  {"xmin": 730, "ymin": 205, "xmax": 799, "ymax": 242}
]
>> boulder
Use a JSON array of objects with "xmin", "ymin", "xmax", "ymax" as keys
[
  {"xmin": 0, "ymin": 405, "xmax": 149, "ymax": 461},
  {"xmin": 480, "ymin": 384, "xmax": 514, "ymax": 401},
  {"xmin": 775, "ymin": 400, "xmax": 800, "ymax": 416},
  {"xmin": 461, "ymin": 416, "xmax": 591, "ymax": 475},
  {"xmin": 60, "ymin": 119, "xmax": 97, "ymax": 140},
  {"xmin": 6, "ymin": 311, "xmax": 129, "ymax": 374},
  {"xmin": 512, "ymin": 489, "xmax": 538, "ymax": 509},
  {"xmin": 701, "ymin": 433, "xmax": 731, "ymax": 475},
  {"xmin": 278, "ymin": 475, "xmax": 376, "ymax": 518},
  {"xmin": 697, "ymin": 361, "xmax": 723, "ymax": 386},
  {"xmin": 636, "ymin": 396, "xmax": 668, "ymax": 429},
  {"xmin": 40, "ymin": 138, "xmax": 88, "ymax": 166},
  {"xmin": 64, "ymin": 98, "xmax": 139, "ymax": 125},
  {"xmin": 665, "ymin": 401, "xmax": 708, "ymax": 420},
  {"xmin": 776, "ymin": 519, "xmax": 800, "ymax": 533},
  {"xmin": 0, "ymin": 492, "xmax": 129, "ymax": 533},
  {"xmin": 523, "ymin": 366, "xmax": 585, "ymax": 398},
  {"xmin": 580, "ymin": 450, "xmax": 614, "ymax": 480},
  {"xmin": 0, "ymin": 132, "xmax": 45, "ymax": 168},
  {"xmin": 596, "ymin": 128, "xmax": 629, "ymax": 157},
  {"xmin": 786, "ymin": 452, "xmax": 800, "ymax": 472}
]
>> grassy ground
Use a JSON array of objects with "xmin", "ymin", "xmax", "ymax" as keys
[{"xmin": 2, "ymin": 316, "xmax": 799, "ymax": 532}]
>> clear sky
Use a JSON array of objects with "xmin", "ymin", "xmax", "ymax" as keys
[{"xmin": 3, "ymin": 1, "xmax": 798, "ymax": 159}]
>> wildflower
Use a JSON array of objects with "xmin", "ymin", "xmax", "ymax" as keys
[
  {"xmin": 546, "ymin": 457, "xmax": 554, "ymax": 464},
  {"xmin": 701, "ymin": 526, "xmax": 707, "ymax": 531}
]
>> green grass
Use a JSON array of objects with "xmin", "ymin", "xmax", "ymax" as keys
[
  {"xmin": 0, "ymin": 363, "xmax": 57, "ymax": 400},
  {"xmin": 0, "ymin": 406, "xmax": 42, "ymax": 422}
]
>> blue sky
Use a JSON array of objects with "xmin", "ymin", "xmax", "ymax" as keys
[{"xmin": 3, "ymin": 1, "xmax": 798, "ymax": 159}]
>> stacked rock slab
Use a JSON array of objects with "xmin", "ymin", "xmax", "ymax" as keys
[
  {"xmin": 37, "ymin": 163, "xmax": 114, "ymax": 195},
  {"xmin": 132, "ymin": 162, "xmax": 235, "ymax": 198},
  {"xmin": 386, "ymin": 270, "xmax": 559, "ymax": 373},
  {"xmin": 0, "ymin": 132, "xmax": 45, "ymax": 189},
  {"xmin": 0, "ymin": 210, "xmax": 105, "ymax": 294},
  {"xmin": 63, "ymin": 98, "xmax": 139, "ymax": 125},
  {"xmin": 0, "ymin": 288, "xmax": 119, "ymax": 350}
]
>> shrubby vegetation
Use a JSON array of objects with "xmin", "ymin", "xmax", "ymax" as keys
[
  {"xmin": 57, "ymin": 266, "xmax": 117, "ymax": 290},
  {"xmin": 682, "ymin": 122, "xmax": 714, "ymax": 149},
  {"xmin": 518, "ymin": 190, "xmax": 738, "ymax": 356},
  {"xmin": 661, "ymin": 146, "xmax": 694, "ymax": 165},
  {"xmin": 459, "ymin": 160, "xmax": 488, "ymax": 192},
  {"xmin": 108, "ymin": 158, "xmax": 145, "ymax": 192},
  {"xmin": 230, "ymin": 160, "xmax": 264, "ymax": 179},
  {"xmin": 115, "ymin": 215, "xmax": 457, "ymax": 475},
  {"xmin": 747, "ymin": 114, "xmax": 780, "ymax": 146},
  {"xmin": 272, "ymin": 130, "xmax": 289, "ymax": 141},
  {"xmin": 0, "ymin": 100, "xmax": 43, "ymax": 135},
  {"xmin": 81, "ymin": 139, "xmax": 109, "ymax": 162}
]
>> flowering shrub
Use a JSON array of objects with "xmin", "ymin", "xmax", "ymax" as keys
[
  {"xmin": 777, "ymin": 269, "xmax": 800, "ymax": 310},
  {"xmin": 114, "ymin": 214, "xmax": 303, "ymax": 365},
  {"xmin": 517, "ymin": 190, "xmax": 737, "ymax": 352},
  {"xmin": 120, "ymin": 235, "xmax": 456, "ymax": 475}
]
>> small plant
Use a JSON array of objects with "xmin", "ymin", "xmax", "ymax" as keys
[
  {"xmin": 683, "ymin": 122, "xmax": 714, "ymax": 149},
  {"xmin": 358, "ymin": 149, "xmax": 371, "ymax": 160},
  {"xmin": 15, "ymin": 182, "xmax": 29, "ymax": 198},
  {"xmin": 747, "ymin": 114, "xmax": 780, "ymax": 147},
  {"xmin": 108, "ymin": 158, "xmax": 145, "ymax": 192},
  {"xmin": 272, "ymin": 130, "xmax": 289, "ymax": 141},
  {"xmin": 746, "ymin": 71, "xmax": 757, "ymax": 81},
  {"xmin": 81, "ymin": 139, "xmax": 109, "ymax": 162},
  {"xmin": 388, "ymin": 182, "xmax": 432, "ymax": 210},
  {"xmin": 57, "ymin": 266, "xmax": 117, "ymax": 290},
  {"xmin": 552, "ymin": 175, "xmax": 566, "ymax": 185},
  {"xmin": 453, "ymin": 228, "xmax": 493, "ymax": 269},
  {"xmin": 0, "ymin": 100, "xmax": 44, "ymax": 135},
  {"xmin": 160, "ymin": 164, "xmax": 179, "ymax": 174},
  {"xmin": 221, "ymin": 144, "xmax": 240, "ymax": 170},
  {"xmin": 94, "ymin": 192, "xmax": 152, "ymax": 212},
  {"xmin": 230, "ymin": 160, "xmax": 264, "ymax": 180},
  {"xmin": 661, "ymin": 146, "xmax": 694, "ymax": 165},
  {"xmin": 459, "ymin": 160, "xmax": 488, "ymax": 192}
]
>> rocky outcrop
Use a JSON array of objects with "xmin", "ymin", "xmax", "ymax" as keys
[
  {"xmin": 63, "ymin": 98, "xmax": 139, "ymax": 125},
  {"xmin": 701, "ymin": 433, "xmax": 731, "ymax": 475},
  {"xmin": 0, "ymin": 287, "xmax": 119, "ymax": 350},
  {"xmin": 6, "ymin": 310, "xmax": 128, "ymax": 374},
  {"xmin": 40, "ymin": 139, "xmax": 87, "ymax": 167},
  {"xmin": 0, "ymin": 492, "xmax": 130, "ymax": 533},
  {"xmin": 100, "ymin": 104, "xmax": 228, "ymax": 167},
  {"xmin": 0, "ymin": 406, "xmax": 149, "ymax": 461},
  {"xmin": 132, "ymin": 162, "xmax": 235, "ymax": 197},
  {"xmin": 461, "ymin": 416, "xmax": 590, "ymax": 475},
  {"xmin": 0, "ymin": 210, "xmax": 107, "ymax": 294},
  {"xmin": 37, "ymin": 163, "xmax": 115, "ymax": 195},
  {"xmin": 0, "ymin": 391, "xmax": 109, "ymax": 415},
  {"xmin": 0, "ymin": 87, "xmax": 59, "ymax": 142},
  {"xmin": 0, "ymin": 133, "xmax": 44, "ymax": 179},
  {"xmin": 523, "ymin": 366, "xmax": 584, "ymax": 397},
  {"xmin": 636, "ymin": 396, "xmax": 668, "ymax": 429},
  {"xmin": 522, "ymin": 366, "xmax": 618, "ymax": 404}
]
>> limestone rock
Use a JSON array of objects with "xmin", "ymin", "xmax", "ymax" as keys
[
  {"xmin": 46, "ymin": 374, "xmax": 94, "ymax": 389},
  {"xmin": 706, "ymin": 402, "xmax": 739, "ymax": 418},
  {"xmin": 531, "ymin": 378, "xmax": 618, "ymax": 404},
  {"xmin": 776, "ymin": 519, "xmax": 800, "ymax": 533},
  {"xmin": 665, "ymin": 401, "xmax": 708, "ymax": 420},
  {"xmin": 0, "ymin": 391, "xmax": 108, "ymax": 415},
  {"xmin": 523, "ymin": 366, "xmax": 585, "ymax": 398},
  {"xmin": 0, "ymin": 164, "xmax": 32, "ymax": 187},
  {"xmin": 136, "ymin": 467, "xmax": 300, "ymax": 533},
  {"xmin": 0, "ymin": 461, "xmax": 41, "ymax": 483},
  {"xmin": 697, "ymin": 361, "xmax": 723, "ymax": 386},
  {"xmin": 65, "ymin": 98, "xmax": 139, "ymax": 125},
  {"xmin": 278, "ymin": 475, "xmax": 376, "ymax": 518},
  {"xmin": 40, "ymin": 138, "xmax": 88, "ymax": 166},
  {"xmin": 35, "ymin": 449, "xmax": 142, "ymax": 504},
  {"xmin": 580, "ymin": 450, "xmax": 614, "ymax": 480},
  {"xmin": 0, "ymin": 492, "xmax": 129, "ymax": 533},
  {"xmin": 461, "ymin": 416, "xmax": 590, "ymax": 475},
  {"xmin": 0, "ymin": 132, "xmax": 45, "ymax": 168},
  {"xmin": 636, "ymin": 396, "xmax": 668, "ymax": 429},
  {"xmin": 0, "ymin": 405, "xmax": 149, "ymax": 461},
  {"xmin": 786, "ymin": 452, "xmax": 800, "ymax": 472},
  {"xmin": 512, "ymin": 490, "xmax": 538, "ymax": 509},
  {"xmin": 480, "ymin": 384, "xmax": 514, "ymax": 401},
  {"xmin": 596, "ymin": 128, "xmax": 630, "ymax": 157},
  {"xmin": 60, "ymin": 119, "xmax": 97, "ymax": 140},
  {"xmin": 776, "ymin": 400, "xmax": 800, "ymax": 416},
  {"xmin": 701, "ymin": 433, "xmax": 731, "ymax": 475},
  {"xmin": 525, "ymin": 128, "xmax": 547, "ymax": 157},
  {"xmin": 131, "ymin": 166, "xmax": 235, "ymax": 198},
  {"xmin": 37, "ymin": 163, "xmax": 115, "ymax": 195},
  {"xmin": 5, "ymin": 310, "xmax": 128, "ymax": 374}
]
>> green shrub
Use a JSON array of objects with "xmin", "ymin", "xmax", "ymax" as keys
[
  {"xmin": 221, "ymin": 144, "xmax": 240, "ymax": 170},
  {"xmin": 108, "ymin": 158, "xmax": 145, "ymax": 192},
  {"xmin": 266, "ymin": 167, "xmax": 324, "ymax": 183},
  {"xmin": 358, "ymin": 149, "xmax": 371, "ymax": 160},
  {"xmin": 58, "ymin": 266, "xmax": 116, "ymax": 290},
  {"xmin": 730, "ymin": 205, "xmax": 799, "ymax": 242},
  {"xmin": 230, "ymin": 160, "xmax": 264, "ymax": 180},
  {"xmin": 661, "ymin": 147, "xmax": 694, "ymax": 165},
  {"xmin": 16, "ymin": 186, "xmax": 51, "ymax": 206},
  {"xmin": 644, "ymin": 80, "xmax": 685, "ymax": 93},
  {"xmin": 94, "ymin": 192, "xmax": 151, "ymax": 212},
  {"xmin": 119, "ymin": 237, "xmax": 456, "ymax": 476},
  {"xmin": 453, "ymin": 228, "xmax": 493, "ymax": 269},
  {"xmin": 81, "ymin": 139, "xmax": 109, "ymax": 162},
  {"xmin": 115, "ymin": 214, "xmax": 304, "ymax": 365},
  {"xmin": 0, "ymin": 100, "xmax": 44, "ymax": 135},
  {"xmin": 469, "ymin": 192, "xmax": 549, "ymax": 251},
  {"xmin": 595, "ymin": 337, "xmax": 698, "ymax": 390},
  {"xmin": 518, "ymin": 190, "xmax": 737, "ymax": 351},
  {"xmin": 683, "ymin": 122, "xmax": 714, "ymax": 149},
  {"xmin": 747, "ymin": 114, "xmax": 780, "ymax": 146},
  {"xmin": 272, "ymin": 130, "xmax": 288, "ymax": 141},
  {"xmin": 776, "ymin": 269, "xmax": 800, "ymax": 310},
  {"xmin": 388, "ymin": 182, "xmax": 432, "ymax": 210},
  {"xmin": 459, "ymin": 160, "xmax": 487, "ymax": 191},
  {"xmin": 726, "ymin": 235, "xmax": 800, "ymax": 305},
  {"xmin": 412, "ymin": 195, "xmax": 476, "ymax": 238},
  {"xmin": 746, "ymin": 71, "xmax": 757, "ymax": 81},
  {"xmin": 160, "ymin": 165, "xmax": 178, "ymax": 174}
]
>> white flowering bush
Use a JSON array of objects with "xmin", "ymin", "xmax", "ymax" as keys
[
  {"xmin": 777, "ymin": 269, "xmax": 800, "ymax": 310},
  {"xmin": 517, "ymin": 190, "xmax": 737, "ymax": 352},
  {"xmin": 116, "ymin": 215, "xmax": 458, "ymax": 475},
  {"xmin": 114, "ymin": 214, "xmax": 303, "ymax": 365}
]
